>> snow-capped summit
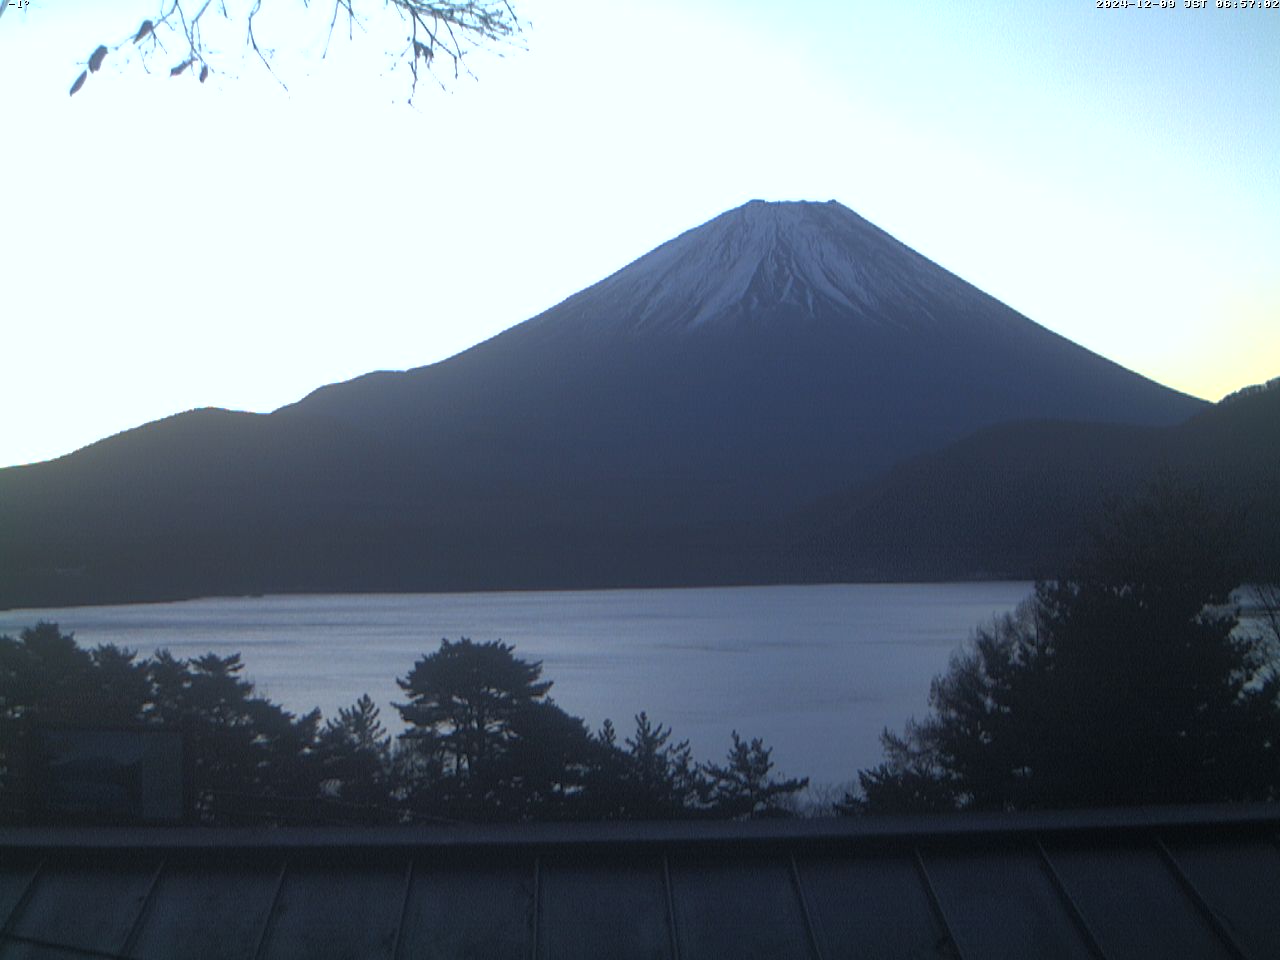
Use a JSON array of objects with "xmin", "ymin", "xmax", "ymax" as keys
[{"xmin": 536, "ymin": 199, "xmax": 1015, "ymax": 338}]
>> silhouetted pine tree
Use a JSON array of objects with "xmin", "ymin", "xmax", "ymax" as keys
[{"xmin": 850, "ymin": 481, "xmax": 1280, "ymax": 813}]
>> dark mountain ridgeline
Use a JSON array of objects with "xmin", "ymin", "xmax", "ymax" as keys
[
  {"xmin": 1, "ymin": 200, "xmax": 1213, "ymax": 607},
  {"xmin": 797, "ymin": 380, "xmax": 1280, "ymax": 582}
]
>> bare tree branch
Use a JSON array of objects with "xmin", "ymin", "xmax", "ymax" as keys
[
  {"xmin": 322, "ymin": 0, "xmax": 360, "ymax": 60},
  {"xmin": 65, "ymin": 0, "xmax": 523, "ymax": 98},
  {"xmin": 246, "ymin": 0, "xmax": 289, "ymax": 90}
]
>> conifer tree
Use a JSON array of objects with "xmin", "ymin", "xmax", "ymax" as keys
[{"xmin": 851, "ymin": 482, "xmax": 1280, "ymax": 813}]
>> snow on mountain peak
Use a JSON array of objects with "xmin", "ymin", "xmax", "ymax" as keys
[{"xmin": 540, "ymin": 199, "xmax": 983, "ymax": 337}]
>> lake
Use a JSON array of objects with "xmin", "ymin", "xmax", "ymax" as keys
[{"xmin": 0, "ymin": 583, "xmax": 1034, "ymax": 788}]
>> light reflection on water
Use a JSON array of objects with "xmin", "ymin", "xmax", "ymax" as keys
[{"xmin": 0, "ymin": 582, "xmax": 1033, "ymax": 786}]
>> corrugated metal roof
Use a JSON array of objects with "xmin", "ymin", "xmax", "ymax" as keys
[{"xmin": 1, "ymin": 804, "xmax": 1277, "ymax": 959}]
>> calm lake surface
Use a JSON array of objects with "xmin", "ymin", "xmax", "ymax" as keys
[{"xmin": 0, "ymin": 583, "xmax": 1034, "ymax": 787}]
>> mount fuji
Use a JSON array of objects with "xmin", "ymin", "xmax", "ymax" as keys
[{"xmin": 1, "ymin": 200, "xmax": 1206, "ymax": 605}]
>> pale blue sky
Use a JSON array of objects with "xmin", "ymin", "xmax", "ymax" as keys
[{"xmin": 2, "ymin": 0, "xmax": 1277, "ymax": 467}]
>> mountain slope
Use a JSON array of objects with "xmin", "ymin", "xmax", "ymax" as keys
[
  {"xmin": 1, "ymin": 200, "xmax": 1207, "ymax": 606},
  {"xmin": 280, "ymin": 200, "xmax": 1203, "ymax": 535},
  {"xmin": 797, "ymin": 379, "xmax": 1280, "ymax": 581}
]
